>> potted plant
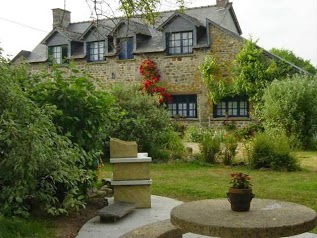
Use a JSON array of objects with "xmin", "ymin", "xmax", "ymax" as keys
[{"xmin": 227, "ymin": 172, "xmax": 254, "ymax": 212}]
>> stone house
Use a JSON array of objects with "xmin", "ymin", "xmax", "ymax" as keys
[{"xmin": 12, "ymin": 0, "xmax": 302, "ymax": 128}]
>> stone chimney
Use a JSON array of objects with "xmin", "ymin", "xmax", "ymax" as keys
[
  {"xmin": 52, "ymin": 8, "xmax": 71, "ymax": 28},
  {"xmin": 216, "ymin": 0, "xmax": 229, "ymax": 8}
]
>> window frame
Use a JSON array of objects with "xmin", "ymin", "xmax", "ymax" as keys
[
  {"xmin": 87, "ymin": 41, "xmax": 105, "ymax": 62},
  {"xmin": 167, "ymin": 94, "xmax": 197, "ymax": 119},
  {"xmin": 48, "ymin": 45, "xmax": 68, "ymax": 65},
  {"xmin": 213, "ymin": 96, "xmax": 249, "ymax": 118},
  {"xmin": 167, "ymin": 31, "xmax": 193, "ymax": 55},
  {"xmin": 117, "ymin": 37, "xmax": 134, "ymax": 60}
]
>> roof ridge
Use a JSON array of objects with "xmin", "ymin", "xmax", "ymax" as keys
[{"xmin": 68, "ymin": 4, "xmax": 218, "ymax": 25}]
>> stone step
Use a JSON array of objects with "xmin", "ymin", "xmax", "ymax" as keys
[{"xmin": 97, "ymin": 202, "xmax": 136, "ymax": 222}]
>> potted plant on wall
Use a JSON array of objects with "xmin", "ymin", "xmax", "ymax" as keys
[{"xmin": 227, "ymin": 172, "xmax": 254, "ymax": 212}]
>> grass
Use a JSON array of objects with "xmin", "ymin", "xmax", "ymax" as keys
[
  {"xmin": 100, "ymin": 150, "xmax": 317, "ymax": 233},
  {"xmin": 1, "ymin": 150, "xmax": 316, "ymax": 237},
  {"xmin": 0, "ymin": 215, "xmax": 55, "ymax": 238}
]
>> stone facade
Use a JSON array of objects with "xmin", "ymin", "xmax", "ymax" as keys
[{"xmin": 27, "ymin": 23, "xmax": 252, "ymax": 128}]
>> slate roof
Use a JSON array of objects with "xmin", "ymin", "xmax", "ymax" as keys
[{"xmin": 19, "ymin": 3, "xmax": 240, "ymax": 63}]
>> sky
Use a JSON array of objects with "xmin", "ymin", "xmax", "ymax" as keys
[{"xmin": 0, "ymin": 0, "xmax": 316, "ymax": 66}]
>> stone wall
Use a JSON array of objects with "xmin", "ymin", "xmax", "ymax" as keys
[{"xmin": 28, "ymin": 24, "xmax": 252, "ymax": 128}]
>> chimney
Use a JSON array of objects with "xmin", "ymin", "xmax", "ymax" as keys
[
  {"xmin": 52, "ymin": 8, "xmax": 71, "ymax": 28},
  {"xmin": 216, "ymin": 0, "xmax": 229, "ymax": 8}
]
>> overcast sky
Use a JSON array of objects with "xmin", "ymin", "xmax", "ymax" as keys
[{"xmin": 0, "ymin": 0, "xmax": 316, "ymax": 66}]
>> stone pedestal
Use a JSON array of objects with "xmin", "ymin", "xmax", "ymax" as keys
[{"xmin": 110, "ymin": 139, "xmax": 152, "ymax": 208}]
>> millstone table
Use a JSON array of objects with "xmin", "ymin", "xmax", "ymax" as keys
[{"xmin": 170, "ymin": 198, "xmax": 317, "ymax": 238}]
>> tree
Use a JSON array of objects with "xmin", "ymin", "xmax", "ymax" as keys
[
  {"xmin": 261, "ymin": 74, "xmax": 317, "ymax": 148},
  {"xmin": 0, "ymin": 54, "xmax": 87, "ymax": 217},
  {"xmin": 87, "ymin": 0, "xmax": 185, "ymax": 24},
  {"xmin": 17, "ymin": 63, "xmax": 116, "ymax": 170},
  {"xmin": 270, "ymin": 48, "xmax": 317, "ymax": 75}
]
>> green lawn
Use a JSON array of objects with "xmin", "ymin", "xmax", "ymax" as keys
[
  {"xmin": 1, "ymin": 151, "xmax": 316, "ymax": 237},
  {"xmin": 0, "ymin": 215, "xmax": 55, "ymax": 238},
  {"xmin": 101, "ymin": 151, "xmax": 317, "ymax": 233}
]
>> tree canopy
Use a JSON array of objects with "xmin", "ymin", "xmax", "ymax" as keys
[{"xmin": 270, "ymin": 48, "xmax": 317, "ymax": 75}]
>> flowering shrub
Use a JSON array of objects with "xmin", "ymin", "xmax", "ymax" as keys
[
  {"xmin": 139, "ymin": 59, "xmax": 170, "ymax": 103},
  {"xmin": 230, "ymin": 172, "xmax": 252, "ymax": 189}
]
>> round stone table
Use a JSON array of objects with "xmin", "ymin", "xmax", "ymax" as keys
[{"xmin": 170, "ymin": 198, "xmax": 317, "ymax": 238}]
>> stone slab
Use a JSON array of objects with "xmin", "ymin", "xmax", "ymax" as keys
[
  {"xmin": 114, "ymin": 185, "xmax": 151, "ymax": 208},
  {"xmin": 97, "ymin": 202, "xmax": 136, "ymax": 222},
  {"xmin": 111, "ymin": 179, "xmax": 152, "ymax": 186},
  {"xmin": 171, "ymin": 198, "xmax": 317, "ymax": 238},
  {"xmin": 112, "ymin": 163, "xmax": 150, "ymax": 180},
  {"xmin": 110, "ymin": 157, "xmax": 152, "ymax": 163},
  {"xmin": 110, "ymin": 138, "xmax": 138, "ymax": 158},
  {"xmin": 119, "ymin": 219, "xmax": 184, "ymax": 238}
]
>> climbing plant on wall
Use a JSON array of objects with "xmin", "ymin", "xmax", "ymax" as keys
[
  {"xmin": 139, "ymin": 59, "xmax": 170, "ymax": 103},
  {"xmin": 199, "ymin": 39, "xmax": 296, "ymax": 116}
]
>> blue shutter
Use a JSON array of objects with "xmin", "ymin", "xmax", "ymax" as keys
[{"xmin": 127, "ymin": 37, "xmax": 134, "ymax": 59}]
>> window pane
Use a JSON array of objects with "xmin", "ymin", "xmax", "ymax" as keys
[{"xmin": 167, "ymin": 95, "xmax": 197, "ymax": 118}]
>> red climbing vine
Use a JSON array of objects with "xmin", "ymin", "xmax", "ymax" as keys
[{"xmin": 139, "ymin": 59, "xmax": 171, "ymax": 104}]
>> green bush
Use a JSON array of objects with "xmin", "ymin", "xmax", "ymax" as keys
[
  {"xmin": 199, "ymin": 130, "xmax": 223, "ymax": 164},
  {"xmin": 248, "ymin": 132, "xmax": 299, "ymax": 171},
  {"xmin": 261, "ymin": 74, "xmax": 317, "ymax": 148},
  {"xmin": 184, "ymin": 125, "xmax": 206, "ymax": 142},
  {"xmin": 108, "ymin": 84, "xmax": 185, "ymax": 161},
  {"xmin": 17, "ymin": 64, "xmax": 115, "ymax": 170},
  {"xmin": 0, "ymin": 59, "xmax": 87, "ymax": 217},
  {"xmin": 220, "ymin": 133, "xmax": 238, "ymax": 165}
]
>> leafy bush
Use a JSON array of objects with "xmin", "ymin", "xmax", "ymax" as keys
[
  {"xmin": 248, "ymin": 132, "xmax": 299, "ymax": 171},
  {"xmin": 199, "ymin": 130, "xmax": 223, "ymax": 164},
  {"xmin": 0, "ymin": 60, "xmax": 87, "ymax": 217},
  {"xmin": 184, "ymin": 125, "xmax": 206, "ymax": 142},
  {"xmin": 17, "ymin": 64, "xmax": 115, "ymax": 169},
  {"xmin": 261, "ymin": 74, "xmax": 317, "ymax": 148},
  {"xmin": 234, "ymin": 122, "xmax": 264, "ymax": 140},
  {"xmin": 220, "ymin": 133, "xmax": 238, "ymax": 165},
  {"xmin": 108, "ymin": 84, "xmax": 184, "ymax": 160}
]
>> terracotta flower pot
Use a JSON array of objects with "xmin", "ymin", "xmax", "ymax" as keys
[{"xmin": 227, "ymin": 187, "xmax": 255, "ymax": 212}]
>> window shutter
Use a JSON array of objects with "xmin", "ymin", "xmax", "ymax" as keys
[
  {"xmin": 48, "ymin": 46, "xmax": 53, "ymax": 65},
  {"xmin": 165, "ymin": 33, "xmax": 170, "ymax": 54},
  {"xmin": 62, "ymin": 45, "xmax": 68, "ymax": 64},
  {"xmin": 86, "ymin": 42, "xmax": 90, "ymax": 62},
  {"xmin": 127, "ymin": 37, "xmax": 134, "ymax": 59}
]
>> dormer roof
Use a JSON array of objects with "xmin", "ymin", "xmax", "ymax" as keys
[{"xmin": 157, "ymin": 11, "xmax": 203, "ymax": 31}]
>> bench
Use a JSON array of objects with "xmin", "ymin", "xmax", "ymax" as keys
[
  {"xmin": 97, "ymin": 201, "xmax": 136, "ymax": 222},
  {"xmin": 119, "ymin": 219, "xmax": 185, "ymax": 238}
]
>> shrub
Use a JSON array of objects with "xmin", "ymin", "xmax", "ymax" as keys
[
  {"xmin": 184, "ymin": 125, "xmax": 206, "ymax": 142},
  {"xmin": 108, "ymin": 84, "xmax": 184, "ymax": 161},
  {"xmin": 17, "ymin": 64, "xmax": 115, "ymax": 170},
  {"xmin": 199, "ymin": 130, "xmax": 223, "ymax": 164},
  {"xmin": 248, "ymin": 132, "xmax": 299, "ymax": 171},
  {"xmin": 220, "ymin": 133, "xmax": 238, "ymax": 165},
  {"xmin": 0, "ymin": 60, "xmax": 87, "ymax": 217},
  {"xmin": 261, "ymin": 74, "xmax": 317, "ymax": 148}
]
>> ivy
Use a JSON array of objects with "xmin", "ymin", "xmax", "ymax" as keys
[
  {"xmin": 199, "ymin": 39, "xmax": 296, "ymax": 117},
  {"xmin": 199, "ymin": 55, "xmax": 235, "ymax": 103}
]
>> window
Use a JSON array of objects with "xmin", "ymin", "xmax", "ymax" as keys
[
  {"xmin": 167, "ymin": 95, "xmax": 197, "ymax": 118},
  {"xmin": 48, "ymin": 45, "xmax": 68, "ymax": 64},
  {"xmin": 117, "ymin": 37, "xmax": 134, "ymax": 60},
  {"xmin": 213, "ymin": 97, "xmax": 248, "ymax": 118},
  {"xmin": 167, "ymin": 31, "xmax": 193, "ymax": 55},
  {"xmin": 87, "ymin": 41, "xmax": 105, "ymax": 62}
]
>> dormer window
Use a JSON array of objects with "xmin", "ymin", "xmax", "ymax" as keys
[
  {"xmin": 117, "ymin": 37, "xmax": 134, "ymax": 60},
  {"xmin": 48, "ymin": 45, "xmax": 68, "ymax": 64},
  {"xmin": 167, "ymin": 31, "xmax": 193, "ymax": 55},
  {"xmin": 87, "ymin": 41, "xmax": 105, "ymax": 62}
]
